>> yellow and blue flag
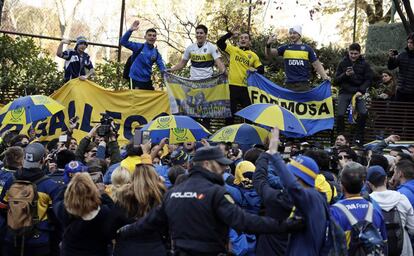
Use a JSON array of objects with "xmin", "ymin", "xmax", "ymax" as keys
[
  {"xmin": 164, "ymin": 73, "xmax": 231, "ymax": 118},
  {"xmin": 247, "ymin": 72, "xmax": 334, "ymax": 137}
]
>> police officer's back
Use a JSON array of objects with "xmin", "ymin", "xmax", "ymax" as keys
[{"xmin": 119, "ymin": 146, "xmax": 303, "ymax": 255}]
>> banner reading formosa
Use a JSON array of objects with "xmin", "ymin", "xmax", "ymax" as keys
[
  {"xmin": 247, "ymin": 72, "xmax": 334, "ymax": 136},
  {"xmin": 164, "ymin": 73, "xmax": 231, "ymax": 118}
]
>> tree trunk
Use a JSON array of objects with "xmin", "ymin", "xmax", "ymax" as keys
[{"xmin": 393, "ymin": 0, "xmax": 413, "ymax": 33}]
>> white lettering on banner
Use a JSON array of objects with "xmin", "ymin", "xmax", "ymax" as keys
[
  {"xmin": 170, "ymin": 192, "xmax": 198, "ymax": 199},
  {"xmin": 288, "ymin": 59, "xmax": 305, "ymax": 66},
  {"xmin": 345, "ymin": 203, "xmax": 368, "ymax": 210}
]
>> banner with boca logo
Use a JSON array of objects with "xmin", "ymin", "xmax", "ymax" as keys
[{"xmin": 164, "ymin": 72, "xmax": 232, "ymax": 118}]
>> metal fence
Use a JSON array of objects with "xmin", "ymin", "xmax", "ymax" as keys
[{"xmin": 0, "ymin": 0, "xmax": 126, "ymax": 62}]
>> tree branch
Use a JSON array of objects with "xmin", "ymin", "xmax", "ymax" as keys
[
  {"xmin": 393, "ymin": 0, "xmax": 412, "ymax": 33},
  {"xmin": 402, "ymin": 0, "xmax": 414, "ymax": 30}
]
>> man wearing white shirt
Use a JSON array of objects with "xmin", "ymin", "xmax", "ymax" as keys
[{"xmin": 169, "ymin": 24, "xmax": 225, "ymax": 79}]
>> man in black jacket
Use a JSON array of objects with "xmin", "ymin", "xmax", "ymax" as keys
[
  {"xmin": 388, "ymin": 32, "xmax": 414, "ymax": 102},
  {"xmin": 118, "ymin": 146, "xmax": 303, "ymax": 256},
  {"xmin": 334, "ymin": 43, "xmax": 373, "ymax": 145}
]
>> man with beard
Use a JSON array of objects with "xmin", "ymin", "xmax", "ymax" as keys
[{"xmin": 217, "ymin": 27, "xmax": 264, "ymax": 121}]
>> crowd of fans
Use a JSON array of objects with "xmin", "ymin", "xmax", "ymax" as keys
[
  {"xmin": 0, "ymin": 19, "xmax": 413, "ymax": 256},
  {"xmin": 0, "ymin": 119, "xmax": 414, "ymax": 256}
]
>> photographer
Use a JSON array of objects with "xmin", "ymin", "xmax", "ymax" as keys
[{"xmin": 76, "ymin": 123, "xmax": 121, "ymax": 166}]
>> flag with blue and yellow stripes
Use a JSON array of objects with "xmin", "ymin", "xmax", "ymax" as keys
[
  {"xmin": 164, "ymin": 73, "xmax": 231, "ymax": 118},
  {"xmin": 246, "ymin": 72, "xmax": 334, "ymax": 137}
]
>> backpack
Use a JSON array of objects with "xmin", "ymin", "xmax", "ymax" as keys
[
  {"xmin": 123, "ymin": 44, "xmax": 159, "ymax": 80},
  {"xmin": 7, "ymin": 177, "xmax": 48, "ymax": 238},
  {"xmin": 335, "ymin": 202, "xmax": 386, "ymax": 256},
  {"xmin": 320, "ymin": 203, "xmax": 348, "ymax": 256},
  {"xmin": 381, "ymin": 206, "xmax": 403, "ymax": 256}
]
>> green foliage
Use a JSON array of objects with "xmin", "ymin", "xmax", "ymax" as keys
[
  {"xmin": 0, "ymin": 35, "xmax": 63, "ymax": 104},
  {"xmin": 93, "ymin": 60, "xmax": 129, "ymax": 90},
  {"xmin": 366, "ymin": 23, "xmax": 406, "ymax": 55}
]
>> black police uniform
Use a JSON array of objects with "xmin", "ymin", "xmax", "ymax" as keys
[{"xmin": 120, "ymin": 165, "xmax": 297, "ymax": 255}]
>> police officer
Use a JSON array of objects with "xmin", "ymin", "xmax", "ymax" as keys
[{"xmin": 118, "ymin": 146, "xmax": 303, "ymax": 255}]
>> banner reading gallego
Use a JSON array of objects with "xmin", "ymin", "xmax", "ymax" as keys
[
  {"xmin": 247, "ymin": 72, "xmax": 334, "ymax": 136},
  {"xmin": 0, "ymin": 79, "xmax": 170, "ymax": 145}
]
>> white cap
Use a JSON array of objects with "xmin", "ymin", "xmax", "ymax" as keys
[{"xmin": 289, "ymin": 25, "xmax": 302, "ymax": 36}]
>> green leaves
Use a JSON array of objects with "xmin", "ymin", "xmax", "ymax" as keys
[{"xmin": 0, "ymin": 35, "xmax": 63, "ymax": 103}]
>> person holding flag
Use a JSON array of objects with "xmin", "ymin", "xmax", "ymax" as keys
[{"xmin": 168, "ymin": 24, "xmax": 225, "ymax": 79}]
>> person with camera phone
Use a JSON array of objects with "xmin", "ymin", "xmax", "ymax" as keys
[
  {"xmin": 334, "ymin": 43, "xmax": 373, "ymax": 145},
  {"xmin": 388, "ymin": 32, "xmax": 414, "ymax": 101}
]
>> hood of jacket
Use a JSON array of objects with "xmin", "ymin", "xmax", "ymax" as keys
[
  {"xmin": 370, "ymin": 190, "xmax": 407, "ymax": 211},
  {"xmin": 15, "ymin": 167, "xmax": 45, "ymax": 181},
  {"xmin": 399, "ymin": 179, "xmax": 414, "ymax": 194}
]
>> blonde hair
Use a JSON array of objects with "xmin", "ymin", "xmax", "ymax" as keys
[
  {"xmin": 112, "ymin": 184, "xmax": 139, "ymax": 218},
  {"xmin": 111, "ymin": 166, "xmax": 132, "ymax": 189},
  {"xmin": 109, "ymin": 167, "xmax": 132, "ymax": 202},
  {"xmin": 64, "ymin": 173, "xmax": 101, "ymax": 217},
  {"xmin": 133, "ymin": 165, "xmax": 166, "ymax": 218}
]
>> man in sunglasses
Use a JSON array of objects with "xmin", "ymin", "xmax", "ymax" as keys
[{"xmin": 56, "ymin": 36, "xmax": 95, "ymax": 82}]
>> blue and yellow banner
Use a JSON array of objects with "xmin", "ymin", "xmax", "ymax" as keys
[
  {"xmin": 164, "ymin": 73, "xmax": 231, "ymax": 118},
  {"xmin": 247, "ymin": 72, "xmax": 334, "ymax": 136},
  {"xmin": 0, "ymin": 79, "xmax": 170, "ymax": 145}
]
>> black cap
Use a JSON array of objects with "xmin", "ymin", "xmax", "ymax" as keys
[{"xmin": 192, "ymin": 146, "xmax": 232, "ymax": 165}]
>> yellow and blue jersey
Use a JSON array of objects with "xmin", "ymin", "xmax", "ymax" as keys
[
  {"xmin": 225, "ymin": 44, "xmax": 262, "ymax": 87},
  {"xmin": 330, "ymin": 197, "xmax": 387, "ymax": 248},
  {"xmin": 277, "ymin": 44, "xmax": 317, "ymax": 83}
]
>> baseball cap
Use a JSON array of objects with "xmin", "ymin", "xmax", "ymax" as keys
[
  {"xmin": 137, "ymin": 154, "xmax": 153, "ymax": 166},
  {"xmin": 64, "ymin": 160, "xmax": 88, "ymax": 184},
  {"xmin": 287, "ymin": 155, "xmax": 319, "ymax": 187},
  {"xmin": 367, "ymin": 165, "xmax": 386, "ymax": 184},
  {"xmin": 192, "ymin": 146, "xmax": 232, "ymax": 165},
  {"xmin": 171, "ymin": 150, "xmax": 189, "ymax": 165},
  {"xmin": 23, "ymin": 143, "xmax": 46, "ymax": 169},
  {"xmin": 76, "ymin": 36, "xmax": 88, "ymax": 45}
]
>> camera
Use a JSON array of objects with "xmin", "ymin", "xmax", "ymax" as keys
[{"xmin": 94, "ymin": 112, "xmax": 118, "ymax": 138}]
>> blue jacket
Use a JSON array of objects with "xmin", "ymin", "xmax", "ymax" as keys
[
  {"xmin": 253, "ymin": 153, "xmax": 293, "ymax": 256},
  {"xmin": 120, "ymin": 30, "xmax": 166, "ymax": 82},
  {"xmin": 103, "ymin": 162, "xmax": 120, "ymax": 184},
  {"xmin": 398, "ymin": 179, "xmax": 414, "ymax": 207},
  {"xmin": 269, "ymin": 153, "xmax": 328, "ymax": 256},
  {"xmin": 155, "ymin": 165, "xmax": 172, "ymax": 188}
]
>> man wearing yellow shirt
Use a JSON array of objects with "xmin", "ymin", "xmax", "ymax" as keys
[{"xmin": 217, "ymin": 29, "xmax": 264, "ymax": 120}]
